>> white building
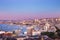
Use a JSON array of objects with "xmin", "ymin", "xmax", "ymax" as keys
[
  {"xmin": 43, "ymin": 23, "xmax": 50, "ymax": 32},
  {"xmin": 48, "ymin": 26, "xmax": 56, "ymax": 32}
]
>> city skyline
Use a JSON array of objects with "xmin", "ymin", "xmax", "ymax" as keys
[{"xmin": 0, "ymin": 0, "xmax": 60, "ymax": 20}]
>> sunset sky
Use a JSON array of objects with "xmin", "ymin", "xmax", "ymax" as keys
[{"xmin": 0, "ymin": 0, "xmax": 60, "ymax": 20}]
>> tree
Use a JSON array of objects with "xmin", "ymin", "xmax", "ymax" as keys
[{"xmin": 41, "ymin": 32, "xmax": 56, "ymax": 39}]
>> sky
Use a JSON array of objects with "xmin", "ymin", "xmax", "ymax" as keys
[{"xmin": 0, "ymin": 0, "xmax": 60, "ymax": 20}]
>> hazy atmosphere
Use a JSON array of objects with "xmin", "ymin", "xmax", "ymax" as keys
[{"xmin": 0, "ymin": 0, "xmax": 60, "ymax": 20}]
